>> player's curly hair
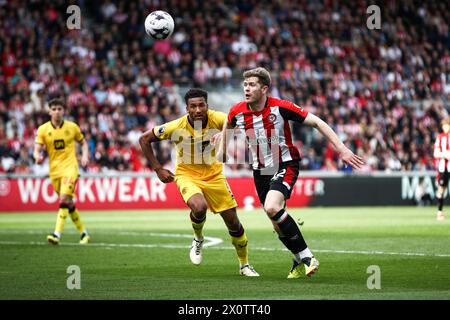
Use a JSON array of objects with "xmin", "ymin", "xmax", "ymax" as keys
[
  {"xmin": 243, "ymin": 67, "xmax": 271, "ymax": 87},
  {"xmin": 184, "ymin": 88, "xmax": 208, "ymax": 105}
]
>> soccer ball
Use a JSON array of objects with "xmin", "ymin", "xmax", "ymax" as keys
[{"xmin": 144, "ymin": 10, "xmax": 175, "ymax": 40}]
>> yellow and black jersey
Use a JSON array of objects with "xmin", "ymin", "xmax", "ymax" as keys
[
  {"xmin": 35, "ymin": 120, "xmax": 84, "ymax": 178},
  {"xmin": 153, "ymin": 110, "xmax": 226, "ymax": 178}
]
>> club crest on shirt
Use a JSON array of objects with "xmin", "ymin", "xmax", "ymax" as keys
[
  {"xmin": 268, "ymin": 113, "xmax": 277, "ymax": 123},
  {"xmin": 158, "ymin": 126, "xmax": 166, "ymax": 135}
]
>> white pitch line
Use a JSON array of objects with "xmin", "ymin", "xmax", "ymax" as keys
[
  {"xmin": 0, "ymin": 231, "xmax": 223, "ymax": 248},
  {"xmin": 0, "ymin": 240, "xmax": 449, "ymax": 257}
]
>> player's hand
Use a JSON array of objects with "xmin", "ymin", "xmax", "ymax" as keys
[
  {"xmin": 340, "ymin": 147, "xmax": 364, "ymax": 169},
  {"xmin": 81, "ymin": 155, "xmax": 89, "ymax": 167},
  {"xmin": 155, "ymin": 168, "xmax": 175, "ymax": 183},
  {"xmin": 210, "ymin": 132, "xmax": 222, "ymax": 146},
  {"xmin": 35, "ymin": 155, "xmax": 45, "ymax": 165}
]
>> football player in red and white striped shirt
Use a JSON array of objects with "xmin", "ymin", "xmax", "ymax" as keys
[
  {"xmin": 218, "ymin": 67, "xmax": 364, "ymax": 279},
  {"xmin": 433, "ymin": 118, "xmax": 450, "ymax": 221}
]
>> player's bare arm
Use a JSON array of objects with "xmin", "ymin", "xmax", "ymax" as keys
[
  {"xmin": 139, "ymin": 128, "xmax": 174, "ymax": 183},
  {"xmin": 33, "ymin": 143, "xmax": 45, "ymax": 164},
  {"xmin": 80, "ymin": 139, "xmax": 89, "ymax": 167},
  {"xmin": 216, "ymin": 121, "xmax": 232, "ymax": 163},
  {"xmin": 303, "ymin": 113, "xmax": 364, "ymax": 169}
]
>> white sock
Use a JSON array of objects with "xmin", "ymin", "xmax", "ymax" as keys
[
  {"xmin": 295, "ymin": 248, "xmax": 313, "ymax": 261},
  {"xmin": 54, "ymin": 231, "xmax": 61, "ymax": 238},
  {"xmin": 194, "ymin": 235, "xmax": 204, "ymax": 242}
]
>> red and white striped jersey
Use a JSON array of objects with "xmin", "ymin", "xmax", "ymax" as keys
[
  {"xmin": 434, "ymin": 132, "xmax": 450, "ymax": 172},
  {"xmin": 228, "ymin": 97, "xmax": 308, "ymax": 170}
]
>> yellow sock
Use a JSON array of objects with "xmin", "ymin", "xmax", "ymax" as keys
[
  {"xmin": 190, "ymin": 212, "xmax": 206, "ymax": 240},
  {"xmin": 231, "ymin": 232, "xmax": 249, "ymax": 266},
  {"xmin": 55, "ymin": 207, "xmax": 69, "ymax": 234},
  {"xmin": 69, "ymin": 208, "xmax": 85, "ymax": 233}
]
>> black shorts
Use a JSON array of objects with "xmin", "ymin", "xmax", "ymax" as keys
[
  {"xmin": 252, "ymin": 161, "xmax": 300, "ymax": 205},
  {"xmin": 437, "ymin": 171, "xmax": 450, "ymax": 187}
]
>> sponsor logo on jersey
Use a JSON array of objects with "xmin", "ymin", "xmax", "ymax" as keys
[{"xmin": 54, "ymin": 139, "xmax": 65, "ymax": 150}]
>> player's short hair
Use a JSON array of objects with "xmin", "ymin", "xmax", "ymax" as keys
[
  {"xmin": 184, "ymin": 88, "xmax": 208, "ymax": 105},
  {"xmin": 442, "ymin": 118, "xmax": 450, "ymax": 126},
  {"xmin": 48, "ymin": 98, "xmax": 66, "ymax": 109},
  {"xmin": 243, "ymin": 67, "xmax": 271, "ymax": 88}
]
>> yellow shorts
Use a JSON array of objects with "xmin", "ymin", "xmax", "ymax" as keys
[
  {"xmin": 175, "ymin": 173, "xmax": 237, "ymax": 213},
  {"xmin": 50, "ymin": 176, "xmax": 78, "ymax": 197}
]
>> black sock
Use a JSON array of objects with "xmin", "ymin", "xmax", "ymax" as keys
[
  {"xmin": 271, "ymin": 209, "xmax": 307, "ymax": 254},
  {"xmin": 437, "ymin": 196, "xmax": 444, "ymax": 211}
]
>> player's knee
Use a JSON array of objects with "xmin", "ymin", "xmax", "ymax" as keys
[
  {"xmin": 59, "ymin": 201, "xmax": 73, "ymax": 211},
  {"xmin": 191, "ymin": 202, "xmax": 208, "ymax": 216},
  {"xmin": 264, "ymin": 204, "xmax": 283, "ymax": 217},
  {"xmin": 59, "ymin": 197, "xmax": 73, "ymax": 209}
]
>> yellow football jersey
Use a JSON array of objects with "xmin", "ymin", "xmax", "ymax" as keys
[
  {"xmin": 35, "ymin": 120, "xmax": 84, "ymax": 178},
  {"xmin": 153, "ymin": 109, "xmax": 226, "ymax": 177}
]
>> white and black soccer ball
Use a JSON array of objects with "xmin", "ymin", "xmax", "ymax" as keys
[{"xmin": 144, "ymin": 10, "xmax": 174, "ymax": 40}]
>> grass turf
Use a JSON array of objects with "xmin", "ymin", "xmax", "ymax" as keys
[{"xmin": 0, "ymin": 207, "xmax": 449, "ymax": 300}]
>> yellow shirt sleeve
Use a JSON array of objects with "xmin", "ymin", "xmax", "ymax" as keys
[
  {"xmin": 208, "ymin": 110, "xmax": 227, "ymax": 130},
  {"xmin": 74, "ymin": 123, "xmax": 84, "ymax": 142},
  {"xmin": 153, "ymin": 118, "xmax": 184, "ymax": 141},
  {"xmin": 35, "ymin": 125, "xmax": 46, "ymax": 145}
]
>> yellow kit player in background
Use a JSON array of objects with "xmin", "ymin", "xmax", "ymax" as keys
[
  {"xmin": 34, "ymin": 99, "xmax": 90, "ymax": 245},
  {"xmin": 139, "ymin": 88, "xmax": 259, "ymax": 276}
]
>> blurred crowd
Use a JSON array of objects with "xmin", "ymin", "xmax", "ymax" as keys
[{"xmin": 0, "ymin": 0, "xmax": 449, "ymax": 174}]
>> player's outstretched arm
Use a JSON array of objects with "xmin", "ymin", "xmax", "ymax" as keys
[
  {"xmin": 303, "ymin": 113, "xmax": 365, "ymax": 169},
  {"xmin": 33, "ymin": 143, "xmax": 45, "ymax": 164},
  {"xmin": 139, "ymin": 129, "xmax": 174, "ymax": 183}
]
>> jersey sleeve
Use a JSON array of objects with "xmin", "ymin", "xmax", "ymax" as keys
[
  {"xmin": 227, "ymin": 108, "xmax": 238, "ymax": 128},
  {"xmin": 74, "ymin": 123, "xmax": 84, "ymax": 142},
  {"xmin": 211, "ymin": 111, "xmax": 227, "ymax": 129},
  {"xmin": 279, "ymin": 101, "xmax": 308, "ymax": 123},
  {"xmin": 153, "ymin": 118, "xmax": 182, "ymax": 141},
  {"xmin": 35, "ymin": 125, "xmax": 45, "ymax": 145}
]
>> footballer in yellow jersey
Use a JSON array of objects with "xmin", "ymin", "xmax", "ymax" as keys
[
  {"xmin": 139, "ymin": 88, "xmax": 259, "ymax": 276},
  {"xmin": 34, "ymin": 99, "xmax": 90, "ymax": 245}
]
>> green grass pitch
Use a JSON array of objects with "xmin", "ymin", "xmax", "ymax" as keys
[{"xmin": 0, "ymin": 207, "xmax": 449, "ymax": 300}]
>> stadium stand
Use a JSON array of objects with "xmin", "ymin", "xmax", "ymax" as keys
[{"xmin": 0, "ymin": 0, "xmax": 448, "ymax": 174}]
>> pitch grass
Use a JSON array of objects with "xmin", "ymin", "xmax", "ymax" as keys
[{"xmin": 0, "ymin": 207, "xmax": 449, "ymax": 300}]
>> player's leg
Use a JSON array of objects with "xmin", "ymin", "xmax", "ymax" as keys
[
  {"xmin": 436, "ymin": 171, "xmax": 447, "ymax": 221},
  {"xmin": 220, "ymin": 208, "xmax": 259, "ymax": 276},
  {"xmin": 264, "ymin": 190, "xmax": 318, "ymax": 278},
  {"xmin": 201, "ymin": 175, "xmax": 259, "ymax": 276},
  {"xmin": 176, "ymin": 175, "xmax": 207, "ymax": 240},
  {"xmin": 176, "ymin": 174, "xmax": 209, "ymax": 264},
  {"xmin": 262, "ymin": 162, "xmax": 319, "ymax": 278},
  {"xmin": 47, "ymin": 177, "xmax": 65, "ymax": 245},
  {"xmin": 186, "ymin": 194, "xmax": 208, "ymax": 265},
  {"xmin": 60, "ymin": 176, "xmax": 90, "ymax": 243}
]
